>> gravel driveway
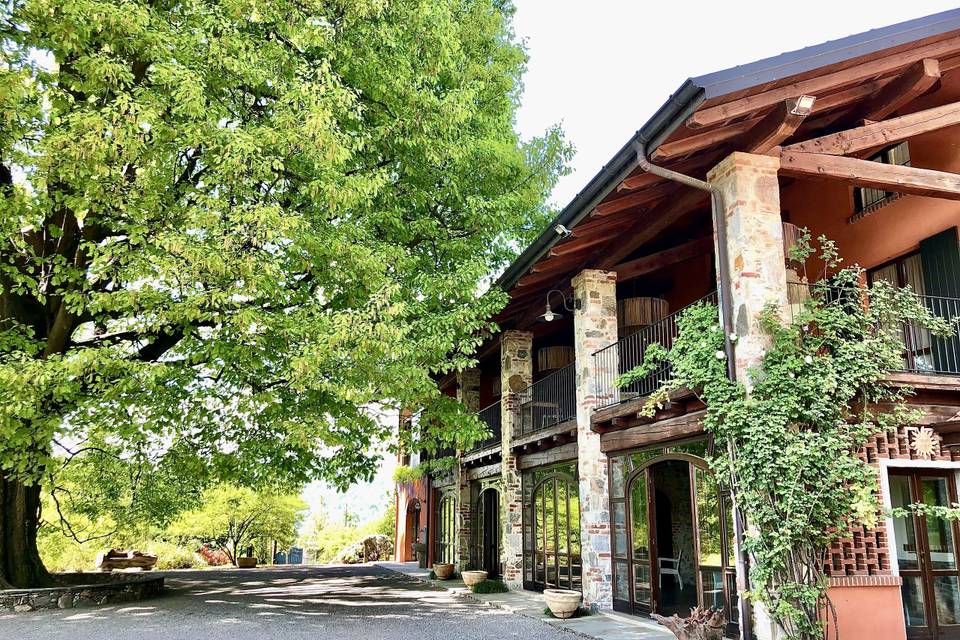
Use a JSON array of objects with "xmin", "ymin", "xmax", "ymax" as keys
[{"xmin": 2, "ymin": 564, "xmax": 584, "ymax": 640}]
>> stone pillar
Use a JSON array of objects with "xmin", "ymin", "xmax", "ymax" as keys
[
  {"xmin": 707, "ymin": 152, "xmax": 789, "ymax": 386},
  {"xmin": 500, "ymin": 330, "xmax": 532, "ymax": 589},
  {"xmin": 708, "ymin": 152, "xmax": 789, "ymax": 640},
  {"xmin": 572, "ymin": 269, "xmax": 618, "ymax": 610},
  {"xmin": 456, "ymin": 368, "xmax": 481, "ymax": 569}
]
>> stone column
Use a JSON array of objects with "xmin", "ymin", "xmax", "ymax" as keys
[
  {"xmin": 456, "ymin": 368, "xmax": 481, "ymax": 569},
  {"xmin": 572, "ymin": 269, "xmax": 618, "ymax": 610},
  {"xmin": 500, "ymin": 330, "xmax": 533, "ymax": 589},
  {"xmin": 708, "ymin": 152, "xmax": 789, "ymax": 386},
  {"xmin": 708, "ymin": 152, "xmax": 788, "ymax": 640}
]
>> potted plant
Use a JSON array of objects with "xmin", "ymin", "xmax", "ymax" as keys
[
  {"xmin": 237, "ymin": 556, "xmax": 257, "ymax": 568},
  {"xmin": 543, "ymin": 588, "xmax": 582, "ymax": 619},
  {"xmin": 461, "ymin": 569, "xmax": 488, "ymax": 587},
  {"xmin": 432, "ymin": 562, "xmax": 455, "ymax": 580}
]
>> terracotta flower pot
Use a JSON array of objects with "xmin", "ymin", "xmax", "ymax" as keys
[
  {"xmin": 237, "ymin": 557, "xmax": 257, "ymax": 569},
  {"xmin": 461, "ymin": 570, "xmax": 488, "ymax": 587},
  {"xmin": 433, "ymin": 563, "xmax": 455, "ymax": 580},
  {"xmin": 543, "ymin": 588, "xmax": 582, "ymax": 619}
]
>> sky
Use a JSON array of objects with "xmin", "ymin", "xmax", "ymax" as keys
[
  {"xmin": 511, "ymin": 1, "xmax": 960, "ymax": 208},
  {"xmin": 303, "ymin": 0, "xmax": 960, "ymax": 529}
]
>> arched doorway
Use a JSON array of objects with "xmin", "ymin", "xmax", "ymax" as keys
[
  {"xmin": 473, "ymin": 488, "xmax": 500, "ymax": 578},
  {"xmin": 402, "ymin": 499, "xmax": 421, "ymax": 562},
  {"xmin": 525, "ymin": 471, "xmax": 581, "ymax": 591},
  {"xmin": 612, "ymin": 452, "xmax": 737, "ymax": 629}
]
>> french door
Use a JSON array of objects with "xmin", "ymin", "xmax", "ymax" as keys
[
  {"xmin": 473, "ymin": 488, "xmax": 501, "ymax": 578},
  {"xmin": 613, "ymin": 456, "xmax": 737, "ymax": 631},
  {"xmin": 890, "ymin": 470, "xmax": 960, "ymax": 639}
]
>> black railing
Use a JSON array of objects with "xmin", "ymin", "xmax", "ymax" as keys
[
  {"xmin": 787, "ymin": 281, "xmax": 960, "ymax": 375},
  {"xmin": 469, "ymin": 400, "xmax": 502, "ymax": 452},
  {"xmin": 515, "ymin": 362, "xmax": 577, "ymax": 435},
  {"xmin": 592, "ymin": 291, "xmax": 719, "ymax": 410}
]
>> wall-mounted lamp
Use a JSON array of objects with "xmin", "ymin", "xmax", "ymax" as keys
[{"xmin": 537, "ymin": 289, "xmax": 581, "ymax": 323}]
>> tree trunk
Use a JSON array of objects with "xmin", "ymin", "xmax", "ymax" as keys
[{"xmin": 1, "ymin": 475, "xmax": 54, "ymax": 589}]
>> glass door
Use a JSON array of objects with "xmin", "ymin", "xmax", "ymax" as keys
[
  {"xmin": 890, "ymin": 470, "xmax": 960, "ymax": 639},
  {"xmin": 628, "ymin": 468, "xmax": 656, "ymax": 614}
]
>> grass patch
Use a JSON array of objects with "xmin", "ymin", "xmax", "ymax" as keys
[
  {"xmin": 543, "ymin": 606, "xmax": 592, "ymax": 619},
  {"xmin": 469, "ymin": 579, "xmax": 509, "ymax": 594}
]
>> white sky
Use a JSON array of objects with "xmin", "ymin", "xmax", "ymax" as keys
[
  {"xmin": 306, "ymin": 1, "xmax": 960, "ymax": 530},
  {"xmin": 512, "ymin": 1, "xmax": 960, "ymax": 208}
]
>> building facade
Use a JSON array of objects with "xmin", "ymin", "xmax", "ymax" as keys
[{"xmin": 393, "ymin": 10, "xmax": 960, "ymax": 640}]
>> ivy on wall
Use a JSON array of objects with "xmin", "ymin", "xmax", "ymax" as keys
[{"xmin": 619, "ymin": 232, "xmax": 956, "ymax": 639}]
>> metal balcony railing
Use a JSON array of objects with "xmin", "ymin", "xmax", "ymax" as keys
[
  {"xmin": 787, "ymin": 281, "xmax": 960, "ymax": 375},
  {"xmin": 592, "ymin": 290, "xmax": 719, "ymax": 410},
  {"xmin": 468, "ymin": 400, "xmax": 502, "ymax": 452},
  {"xmin": 515, "ymin": 361, "xmax": 577, "ymax": 436}
]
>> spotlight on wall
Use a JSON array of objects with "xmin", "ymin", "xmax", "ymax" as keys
[
  {"xmin": 790, "ymin": 95, "xmax": 817, "ymax": 116},
  {"xmin": 554, "ymin": 224, "xmax": 572, "ymax": 238}
]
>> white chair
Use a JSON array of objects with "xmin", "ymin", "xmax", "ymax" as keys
[{"xmin": 659, "ymin": 550, "xmax": 683, "ymax": 590}]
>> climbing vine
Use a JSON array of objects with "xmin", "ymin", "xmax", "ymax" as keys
[{"xmin": 619, "ymin": 232, "xmax": 956, "ymax": 639}]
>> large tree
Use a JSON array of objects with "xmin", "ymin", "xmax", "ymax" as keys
[{"xmin": 0, "ymin": 0, "xmax": 568, "ymax": 587}]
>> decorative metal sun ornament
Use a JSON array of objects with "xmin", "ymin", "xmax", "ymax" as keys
[{"xmin": 909, "ymin": 426, "xmax": 939, "ymax": 460}]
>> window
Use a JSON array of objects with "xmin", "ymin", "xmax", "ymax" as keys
[{"xmin": 853, "ymin": 142, "xmax": 910, "ymax": 213}]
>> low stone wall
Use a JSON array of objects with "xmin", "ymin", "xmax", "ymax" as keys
[{"xmin": 0, "ymin": 573, "xmax": 164, "ymax": 613}]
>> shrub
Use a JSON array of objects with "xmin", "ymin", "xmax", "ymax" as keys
[
  {"xmin": 391, "ymin": 466, "xmax": 423, "ymax": 485},
  {"xmin": 147, "ymin": 541, "xmax": 203, "ymax": 570},
  {"xmin": 470, "ymin": 580, "xmax": 509, "ymax": 594},
  {"xmin": 197, "ymin": 544, "xmax": 231, "ymax": 566}
]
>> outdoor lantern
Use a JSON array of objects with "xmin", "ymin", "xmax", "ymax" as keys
[{"xmin": 536, "ymin": 289, "xmax": 580, "ymax": 323}]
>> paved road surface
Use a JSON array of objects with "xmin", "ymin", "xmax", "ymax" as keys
[{"xmin": 2, "ymin": 564, "xmax": 583, "ymax": 640}]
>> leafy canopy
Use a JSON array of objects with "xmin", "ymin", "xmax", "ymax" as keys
[
  {"xmin": 0, "ymin": 0, "xmax": 569, "ymax": 494},
  {"xmin": 167, "ymin": 484, "xmax": 305, "ymax": 563}
]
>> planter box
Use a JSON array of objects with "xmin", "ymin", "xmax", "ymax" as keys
[
  {"xmin": 433, "ymin": 563, "xmax": 454, "ymax": 580},
  {"xmin": 461, "ymin": 570, "xmax": 488, "ymax": 587},
  {"xmin": 543, "ymin": 588, "xmax": 582, "ymax": 619},
  {"xmin": 237, "ymin": 557, "xmax": 257, "ymax": 569}
]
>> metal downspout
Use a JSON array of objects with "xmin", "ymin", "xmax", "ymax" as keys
[{"xmin": 632, "ymin": 143, "xmax": 753, "ymax": 640}]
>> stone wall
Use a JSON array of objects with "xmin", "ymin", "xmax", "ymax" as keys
[{"xmin": 1, "ymin": 574, "xmax": 164, "ymax": 613}]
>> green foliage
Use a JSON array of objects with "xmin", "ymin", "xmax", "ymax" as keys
[
  {"xmin": 620, "ymin": 233, "xmax": 956, "ymax": 639},
  {"xmin": 470, "ymin": 579, "xmax": 509, "ymax": 594},
  {"xmin": 0, "ymin": 0, "xmax": 569, "ymax": 582},
  {"xmin": 167, "ymin": 485, "xmax": 305, "ymax": 564},
  {"xmin": 298, "ymin": 491, "xmax": 395, "ymax": 563},
  {"xmin": 392, "ymin": 465, "xmax": 423, "ymax": 485}
]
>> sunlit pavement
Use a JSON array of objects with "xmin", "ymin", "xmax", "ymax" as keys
[{"xmin": 1, "ymin": 564, "xmax": 584, "ymax": 640}]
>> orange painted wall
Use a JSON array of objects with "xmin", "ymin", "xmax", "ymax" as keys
[
  {"xmin": 394, "ymin": 478, "xmax": 429, "ymax": 562},
  {"xmin": 781, "ymin": 74, "xmax": 960, "ymax": 274},
  {"xmin": 825, "ymin": 584, "xmax": 906, "ymax": 640}
]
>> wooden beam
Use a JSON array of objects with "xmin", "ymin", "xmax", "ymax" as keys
[
  {"xmin": 548, "ymin": 234, "xmax": 614, "ymax": 258},
  {"xmin": 613, "ymin": 236, "xmax": 713, "ymax": 282},
  {"xmin": 856, "ymin": 58, "xmax": 941, "ymax": 123},
  {"xmin": 598, "ymin": 189, "xmax": 710, "ymax": 269},
  {"xmin": 593, "ymin": 181, "xmax": 674, "ymax": 216},
  {"xmin": 783, "ymin": 99, "xmax": 960, "ymax": 156},
  {"xmin": 738, "ymin": 97, "xmax": 812, "ymax": 153},
  {"xmin": 651, "ymin": 120, "xmax": 755, "ymax": 162},
  {"xmin": 686, "ymin": 37, "xmax": 960, "ymax": 129},
  {"xmin": 779, "ymin": 151, "xmax": 960, "ymax": 201}
]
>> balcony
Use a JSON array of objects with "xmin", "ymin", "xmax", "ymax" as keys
[
  {"xmin": 787, "ymin": 281, "xmax": 960, "ymax": 376},
  {"xmin": 592, "ymin": 291, "xmax": 719, "ymax": 411},
  {"xmin": 515, "ymin": 361, "xmax": 577, "ymax": 436},
  {"xmin": 468, "ymin": 400, "xmax": 503, "ymax": 453}
]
